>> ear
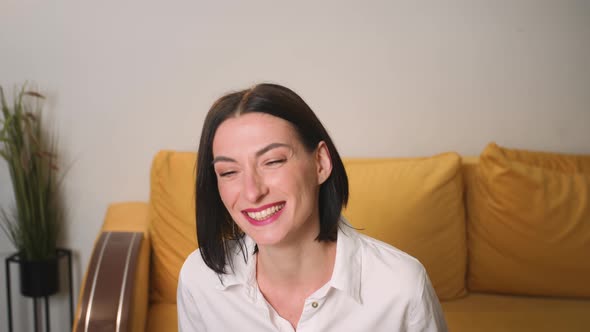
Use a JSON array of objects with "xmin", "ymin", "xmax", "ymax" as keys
[{"xmin": 315, "ymin": 141, "xmax": 333, "ymax": 185}]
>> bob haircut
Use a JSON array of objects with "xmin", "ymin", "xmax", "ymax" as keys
[{"xmin": 196, "ymin": 83, "xmax": 349, "ymax": 274}]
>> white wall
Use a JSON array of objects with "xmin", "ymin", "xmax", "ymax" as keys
[{"xmin": 1, "ymin": 0, "xmax": 589, "ymax": 330}]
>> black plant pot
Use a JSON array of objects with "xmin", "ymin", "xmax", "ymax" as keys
[{"xmin": 18, "ymin": 256, "xmax": 59, "ymax": 297}]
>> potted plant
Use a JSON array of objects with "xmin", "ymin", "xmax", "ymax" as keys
[{"xmin": 0, "ymin": 84, "xmax": 63, "ymax": 297}]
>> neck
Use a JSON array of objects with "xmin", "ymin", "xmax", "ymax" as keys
[
  {"xmin": 257, "ymin": 238, "xmax": 336, "ymax": 288},
  {"xmin": 254, "ymin": 223, "xmax": 338, "ymax": 330}
]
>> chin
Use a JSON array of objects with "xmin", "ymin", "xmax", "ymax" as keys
[{"xmin": 248, "ymin": 231, "xmax": 286, "ymax": 248}]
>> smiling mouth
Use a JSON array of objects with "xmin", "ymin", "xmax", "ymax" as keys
[{"xmin": 243, "ymin": 202, "xmax": 286, "ymax": 221}]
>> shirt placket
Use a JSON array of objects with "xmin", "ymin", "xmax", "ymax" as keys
[
  {"xmin": 268, "ymin": 296, "xmax": 327, "ymax": 332},
  {"xmin": 295, "ymin": 292, "xmax": 329, "ymax": 331}
]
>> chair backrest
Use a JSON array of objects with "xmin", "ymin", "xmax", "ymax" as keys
[
  {"xmin": 147, "ymin": 150, "xmax": 474, "ymax": 303},
  {"xmin": 149, "ymin": 150, "xmax": 198, "ymax": 304}
]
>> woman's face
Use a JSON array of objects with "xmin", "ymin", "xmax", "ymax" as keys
[{"xmin": 212, "ymin": 112, "xmax": 332, "ymax": 249}]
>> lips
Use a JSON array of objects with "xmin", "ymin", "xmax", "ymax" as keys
[{"xmin": 242, "ymin": 201, "xmax": 286, "ymax": 225}]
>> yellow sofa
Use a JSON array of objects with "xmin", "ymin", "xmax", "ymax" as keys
[{"xmin": 74, "ymin": 143, "xmax": 590, "ymax": 331}]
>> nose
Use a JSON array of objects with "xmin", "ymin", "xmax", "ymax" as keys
[{"xmin": 241, "ymin": 168, "xmax": 268, "ymax": 203}]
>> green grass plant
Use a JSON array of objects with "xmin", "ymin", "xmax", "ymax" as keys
[{"xmin": 0, "ymin": 84, "xmax": 62, "ymax": 261}]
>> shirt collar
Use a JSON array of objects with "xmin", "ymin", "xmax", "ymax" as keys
[
  {"xmin": 214, "ymin": 216, "xmax": 363, "ymax": 304},
  {"xmin": 215, "ymin": 236, "xmax": 257, "ymax": 291},
  {"xmin": 330, "ymin": 217, "xmax": 363, "ymax": 304}
]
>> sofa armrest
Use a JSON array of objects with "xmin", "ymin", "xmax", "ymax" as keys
[
  {"xmin": 101, "ymin": 202, "xmax": 150, "ymax": 234},
  {"xmin": 74, "ymin": 202, "xmax": 151, "ymax": 332}
]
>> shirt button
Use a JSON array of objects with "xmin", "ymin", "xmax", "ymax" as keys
[{"xmin": 311, "ymin": 302, "xmax": 319, "ymax": 308}]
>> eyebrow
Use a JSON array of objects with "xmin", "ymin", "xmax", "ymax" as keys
[{"xmin": 212, "ymin": 143, "xmax": 292, "ymax": 165}]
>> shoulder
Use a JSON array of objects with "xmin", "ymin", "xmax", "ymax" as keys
[
  {"xmin": 355, "ymin": 231, "xmax": 427, "ymax": 289},
  {"xmin": 178, "ymin": 249, "xmax": 221, "ymax": 291},
  {"xmin": 338, "ymin": 218, "xmax": 425, "ymax": 279},
  {"xmin": 179, "ymin": 238, "xmax": 255, "ymax": 291}
]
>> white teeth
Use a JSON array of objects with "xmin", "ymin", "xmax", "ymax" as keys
[{"xmin": 246, "ymin": 204, "xmax": 284, "ymax": 221}]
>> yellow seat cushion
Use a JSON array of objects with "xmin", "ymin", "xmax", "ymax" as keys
[
  {"xmin": 442, "ymin": 293, "xmax": 590, "ymax": 332},
  {"xmin": 146, "ymin": 303, "xmax": 178, "ymax": 332},
  {"xmin": 343, "ymin": 152, "xmax": 467, "ymax": 300},
  {"xmin": 467, "ymin": 143, "xmax": 590, "ymax": 297},
  {"xmin": 149, "ymin": 151, "xmax": 199, "ymax": 304}
]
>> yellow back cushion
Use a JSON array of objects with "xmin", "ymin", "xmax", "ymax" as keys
[
  {"xmin": 467, "ymin": 143, "xmax": 590, "ymax": 297},
  {"xmin": 149, "ymin": 151, "xmax": 198, "ymax": 304},
  {"xmin": 343, "ymin": 153, "xmax": 467, "ymax": 300}
]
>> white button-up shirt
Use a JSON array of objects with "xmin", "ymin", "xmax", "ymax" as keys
[{"xmin": 178, "ymin": 222, "xmax": 448, "ymax": 331}]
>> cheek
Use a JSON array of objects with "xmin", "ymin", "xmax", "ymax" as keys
[
  {"xmin": 284, "ymin": 166, "xmax": 320, "ymax": 200},
  {"xmin": 217, "ymin": 181, "xmax": 239, "ymax": 209}
]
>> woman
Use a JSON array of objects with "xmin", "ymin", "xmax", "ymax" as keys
[{"xmin": 178, "ymin": 83, "xmax": 447, "ymax": 331}]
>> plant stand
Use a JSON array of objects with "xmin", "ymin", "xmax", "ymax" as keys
[{"xmin": 5, "ymin": 248, "xmax": 74, "ymax": 332}]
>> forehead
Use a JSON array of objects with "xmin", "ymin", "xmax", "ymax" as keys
[{"xmin": 212, "ymin": 113, "xmax": 301, "ymax": 155}]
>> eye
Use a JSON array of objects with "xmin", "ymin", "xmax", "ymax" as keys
[
  {"xmin": 265, "ymin": 159, "xmax": 286, "ymax": 167},
  {"xmin": 218, "ymin": 170, "xmax": 237, "ymax": 178}
]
